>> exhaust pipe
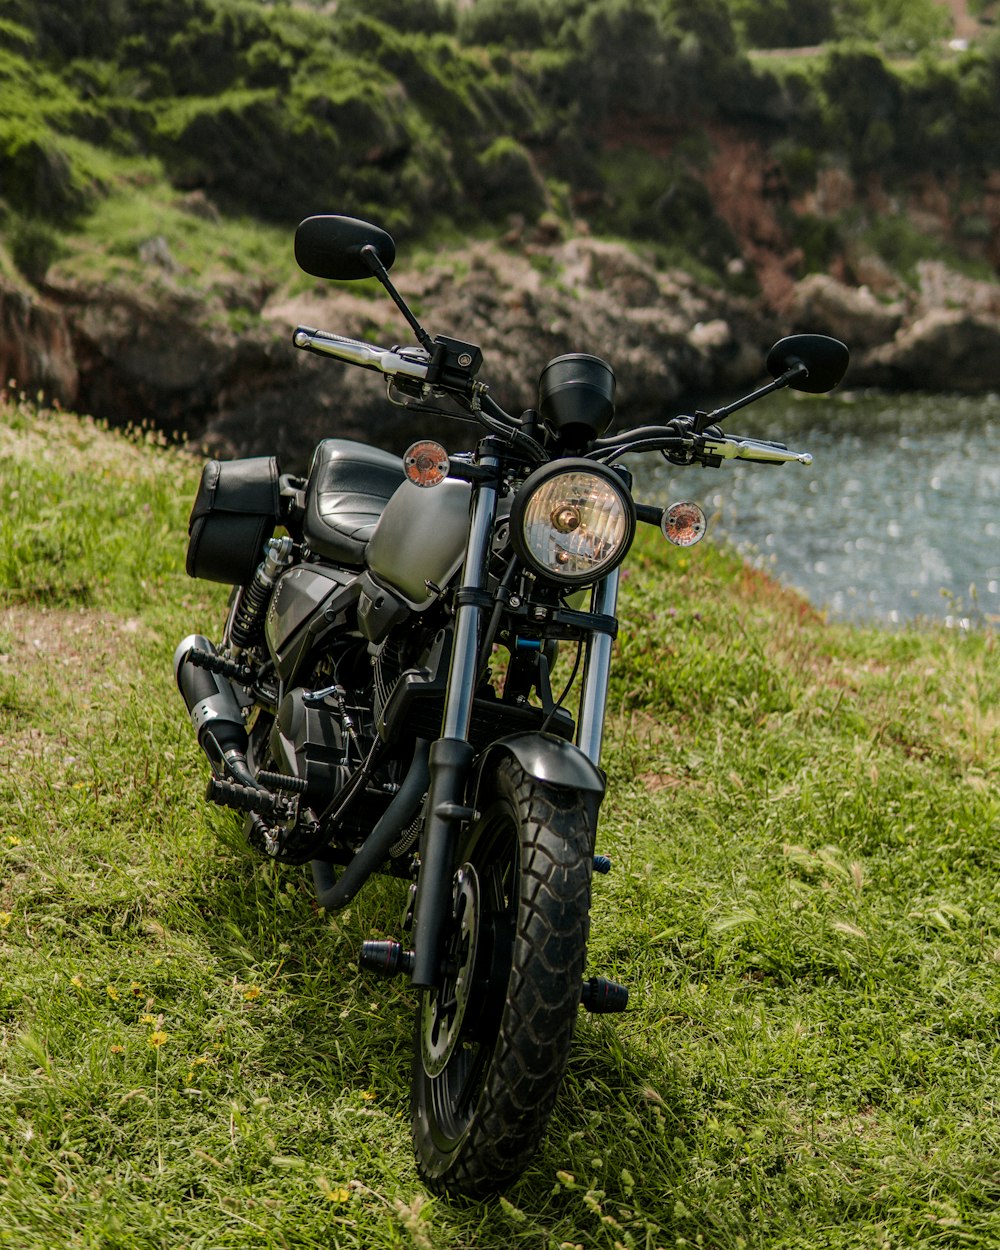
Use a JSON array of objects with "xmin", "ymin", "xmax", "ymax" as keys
[
  {"xmin": 174, "ymin": 635, "xmax": 255, "ymax": 783},
  {"xmin": 311, "ymin": 738, "xmax": 430, "ymax": 912}
]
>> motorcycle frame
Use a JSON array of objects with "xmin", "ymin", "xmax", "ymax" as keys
[{"xmin": 408, "ymin": 437, "xmax": 616, "ymax": 989}]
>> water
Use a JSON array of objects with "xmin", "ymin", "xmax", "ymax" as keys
[{"xmin": 630, "ymin": 390, "xmax": 1000, "ymax": 626}]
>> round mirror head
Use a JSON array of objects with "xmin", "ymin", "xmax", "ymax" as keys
[
  {"xmin": 766, "ymin": 334, "xmax": 849, "ymax": 394},
  {"xmin": 294, "ymin": 215, "xmax": 396, "ymax": 281}
]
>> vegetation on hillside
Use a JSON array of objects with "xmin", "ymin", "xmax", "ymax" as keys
[
  {"xmin": 1, "ymin": 396, "xmax": 998, "ymax": 1247},
  {"xmin": 3, "ymin": 0, "xmax": 1000, "ymax": 299}
]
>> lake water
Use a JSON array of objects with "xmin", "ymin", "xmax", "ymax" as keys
[{"xmin": 631, "ymin": 390, "xmax": 1000, "ymax": 627}]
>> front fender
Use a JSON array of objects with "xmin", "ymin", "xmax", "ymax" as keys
[{"xmin": 472, "ymin": 732, "xmax": 606, "ymax": 804}]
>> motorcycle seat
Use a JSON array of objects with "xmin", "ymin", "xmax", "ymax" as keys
[{"xmin": 303, "ymin": 439, "xmax": 406, "ymax": 566}]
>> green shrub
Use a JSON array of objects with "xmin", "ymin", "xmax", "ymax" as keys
[
  {"xmin": 592, "ymin": 145, "xmax": 739, "ymax": 274},
  {"xmin": 456, "ymin": 0, "xmax": 581, "ymax": 49},
  {"xmin": 662, "ymin": 0, "xmax": 740, "ymax": 59},
  {"xmin": 474, "ymin": 136, "xmax": 548, "ymax": 221},
  {"xmin": 6, "ymin": 214, "xmax": 63, "ymax": 283},
  {"xmin": 730, "ymin": 0, "xmax": 835, "ymax": 47},
  {"xmin": 836, "ymin": 0, "xmax": 951, "ymax": 55},
  {"xmin": 338, "ymin": 0, "xmax": 456, "ymax": 35},
  {"xmin": 793, "ymin": 211, "xmax": 843, "ymax": 274}
]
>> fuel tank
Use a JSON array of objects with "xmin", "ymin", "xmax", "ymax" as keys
[{"xmin": 365, "ymin": 478, "xmax": 471, "ymax": 610}]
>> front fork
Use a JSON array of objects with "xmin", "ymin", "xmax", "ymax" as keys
[
  {"xmin": 409, "ymin": 452, "xmax": 500, "ymax": 987},
  {"xmin": 575, "ymin": 569, "xmax": 620, "ymax": 765},
  {"xmin": 408, "ymin": 454, "xmax": 620, "ymax": 988}
]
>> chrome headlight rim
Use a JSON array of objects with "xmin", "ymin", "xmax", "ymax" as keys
[{"xmin": 509, "ymin": 458, "xmax": 636, "ymax": 587}]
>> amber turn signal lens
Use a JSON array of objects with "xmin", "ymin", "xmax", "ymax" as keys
[
  {"xmin": 661, "ymin": 501, "xmax": 707, "ymax": 547},
  {"xmin": 403, "ymin": 440, "xmax": 449, "ymax": 488}
]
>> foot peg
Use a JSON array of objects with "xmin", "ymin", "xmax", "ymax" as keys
[
  {"xmin": 581, "ymin": 975, "xmax": 628, "ymax": 1013},
  {"xmin": 359, "ymin": 940, "xmax": 415, "ymax": 978},
  {"xmin": 206, "ymin": 776, "xmax": 281, "ymax": 817},
  {"xmin": 186, "ymin": 645, "xmax": 255, "ymax": 685}
]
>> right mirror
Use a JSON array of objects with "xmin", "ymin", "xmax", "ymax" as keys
[{"xmin": 766, "ymin": 334, "xmax": 850, "ymax": 394}]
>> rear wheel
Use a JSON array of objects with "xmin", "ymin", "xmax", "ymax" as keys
[{"xmin": 411, "ymin": 755, "xmax": 594, "ymax": 1197}]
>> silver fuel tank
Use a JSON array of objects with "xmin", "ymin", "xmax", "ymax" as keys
[{"xmin": 366, "ymin": 478, "xmax": 471, "ymax": 610}]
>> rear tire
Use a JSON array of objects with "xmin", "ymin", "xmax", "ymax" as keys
[{"xmin": 411, "ymin": 755, "xmax": 594, "ymax": 1197}]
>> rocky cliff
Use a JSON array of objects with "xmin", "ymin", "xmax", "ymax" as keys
[
  {"xmin": 6, "ymin": 204, "xmax": 1000, "ymax": 470},
  {"xmin": 7, "ymin": 2, "xmax": 1000, "ymax": 459}
]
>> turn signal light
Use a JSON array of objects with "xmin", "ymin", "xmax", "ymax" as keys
[
  {"xmin": 403, "ymin": 440, "xmax": 449, "ymax": 488},
  {"xmin": 661, "ymin": 501, "xmax": 707, "ymax": 547}
]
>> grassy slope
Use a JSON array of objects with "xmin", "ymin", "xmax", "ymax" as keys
[{"xmin": 0, "ymin": 397, "xmax": 998, "ymax": 1249}]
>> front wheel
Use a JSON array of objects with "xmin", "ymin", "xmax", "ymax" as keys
[{"xmin": 411, "ymin": 755, "xmax": 595, "ymax": 1197}]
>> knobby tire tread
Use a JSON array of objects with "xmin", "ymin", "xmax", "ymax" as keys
[{"xmin": 412, "ymin": 757, "xmax": 594, "ymax": 1197}]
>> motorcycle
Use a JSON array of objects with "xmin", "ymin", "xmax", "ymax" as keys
[{"xmin": 174, "ymin": 214, "xmax": 848, "ymax": 1197}]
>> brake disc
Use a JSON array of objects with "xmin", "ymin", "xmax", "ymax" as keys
[{"xmin": 420, "ymin": 863, "xmax": 481, "ymax": 1077}]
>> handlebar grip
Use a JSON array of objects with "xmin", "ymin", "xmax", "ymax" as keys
[
  {"xmin": 702, "ymin": 434, "xmax": 812, "ymax": 465},
  {"xmin": 292, "ymin": 326, "xmax": 430, "ymax": 383}
]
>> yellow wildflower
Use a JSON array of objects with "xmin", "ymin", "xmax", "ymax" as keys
[
  {"xmin": 360, "ymin": 1088, "xmax": 376, "ymax": 1103},
  {"xmin": 130, "ymin": 982, "xmax": 143, "ymax": 996},
  {"xmin": 0, "ymin": 912, "xmax": 11, "ymax": 928},
  {"xmin": 110, "ymin": 1045, "xmax": 124, "ymax": 1055},
  {"xmin": 6, "ymin": 836, "xmax": 20, "ymax": 847},
  {"xmin": 243, "ymin": 985, "xmax": 260, "ymax": 1001},
  {"xmin": 70, "ymin": 974, "xmax": 84, "ymax": 988},
  {"xmin": 148, "ymin": 1030, "xmax": 169, "ymax": 1048},
  {"xmin": 316, "ymin": 1178, "xmax": 351, "ymax": 1203},
  {"xmin": 106, "ymin": 984, "xmax": 119, "ymax": 1001},
  {"xmin": 139, "ymin": 1013, "xmax": 157, "ymax": 1025}
]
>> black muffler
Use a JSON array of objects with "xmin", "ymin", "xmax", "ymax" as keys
[{"xmin": 173, "ymin": 634, "xmax": 255, "ymax": 784}]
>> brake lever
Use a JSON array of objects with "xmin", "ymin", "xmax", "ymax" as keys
[{"xmin": 700, "ymin": 434, "xmax": 813, "ymax": 465}]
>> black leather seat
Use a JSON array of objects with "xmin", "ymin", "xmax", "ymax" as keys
[{"xmin": 303, "ymin": 439, "xmax": 405, "ymax": 566}]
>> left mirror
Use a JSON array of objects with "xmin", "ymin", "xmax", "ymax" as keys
[{"xmin": 294, "ymin": 215, "xmax": 396, "ymax": 281}]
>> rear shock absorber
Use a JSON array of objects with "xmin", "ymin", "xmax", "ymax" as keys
[{"xmin": 228, "ymin": 536, "xmax": 295, "ymax": 653}]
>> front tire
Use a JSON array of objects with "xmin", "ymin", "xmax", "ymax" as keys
[{"xmin": 411, "ymin": 755, "xmax": 595, "ymax": 1197}]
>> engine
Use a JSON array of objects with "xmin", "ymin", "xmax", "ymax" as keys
[{"xmin": 267, "ymin": 688, "xmax": 351, "ymax": 801}]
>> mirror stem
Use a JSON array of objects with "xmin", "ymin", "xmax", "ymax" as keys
[
  {"xmin": 692, "ymin": 362, "xmax": 808, "ymax": 433},
  {"xmin": 361, "ymin": 244, "xmax": 434, "ymax": 352}
]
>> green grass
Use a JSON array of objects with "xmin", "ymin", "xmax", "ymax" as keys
[
  {"xmin": 44, "ymin": 170, "xmax": 306, "ymax": 319},
  {"xmin": 1, "ymin": 396, "xmax": 998, "ymax": 1248}
]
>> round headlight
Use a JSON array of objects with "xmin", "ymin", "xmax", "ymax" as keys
[{"xmin": 510, "ymin": 460, "xmax": 636, "ymax": 586}]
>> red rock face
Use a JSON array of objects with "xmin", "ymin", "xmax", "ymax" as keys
[{"xmin": 0, "ymin": 278, "xmax": 77, "ymax": 406}]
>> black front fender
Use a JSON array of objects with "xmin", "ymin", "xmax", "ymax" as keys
[{"xmin": 472, "ymin": 732, "xmax": 605, "ymax": 805}]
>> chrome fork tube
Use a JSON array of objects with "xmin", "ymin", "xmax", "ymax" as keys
[
  {"xmin": 411, "ymin": 456, "xmax": 500, "ymax": 989},
  {"xmin": 576, "ymin": 569, "xmax": 620, "ymax": 766},
  {"xmin": 440, "ymin": 473, "xmax": 499, "ymax": 740}
]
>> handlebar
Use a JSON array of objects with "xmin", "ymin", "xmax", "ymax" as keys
[
  {"xmin": 293, "ymin": 327, "xmax": 431, "ymax": 383},
  {"xmin": 292, "ymin": 325, "xmax": 813, "ymax": 467}
]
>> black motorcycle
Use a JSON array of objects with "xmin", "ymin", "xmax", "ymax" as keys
[{"xmin": 175, "ymin": 215, "xmax": 848, "ymax": 1197}]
